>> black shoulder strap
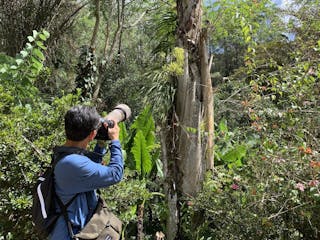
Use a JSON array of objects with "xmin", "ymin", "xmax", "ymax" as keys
[{"xmin": 55, "ymin": 193, "xmax": 78, "ymax": 239}]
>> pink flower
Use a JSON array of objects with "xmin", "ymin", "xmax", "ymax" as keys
[
  {"xmin": 231, "ymin": 183, "xmax": 239, "ymax": 190},
  {"xmin": 295, "ymin": 183, "xmax": 305, "ymax": 192},
  {"xmin": 308, "ymin": 180, "xmax": 319, "ymax": 187}
]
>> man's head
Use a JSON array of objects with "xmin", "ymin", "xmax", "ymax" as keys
[{"xmin": 64, "ymin": 105, "xmax": 101, "ymax": 141}]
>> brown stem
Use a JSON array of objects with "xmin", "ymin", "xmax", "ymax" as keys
[{"xmin": 137, "ymin": 202, "xmax": 144, "ymax": 240}]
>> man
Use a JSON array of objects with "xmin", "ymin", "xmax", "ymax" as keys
[{"xmin": 49, "ymin": 105, "xmax": 124, "ymax": 239}]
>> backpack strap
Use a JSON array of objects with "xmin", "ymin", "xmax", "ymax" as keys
[{"xmin": 55, "ymin": 193, "xmax": 79, "ymax": 239}]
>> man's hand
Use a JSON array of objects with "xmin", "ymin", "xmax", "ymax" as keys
[{"xmin": 104, "ymin": 120, "xmax": 120, "ymax": 140}]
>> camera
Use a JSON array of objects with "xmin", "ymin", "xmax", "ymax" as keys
[{"xmin": 95, "ymin": 104, "xmax": 131, "ymax": 140}]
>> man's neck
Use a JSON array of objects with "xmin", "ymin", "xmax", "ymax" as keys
[{"xmin": 64, "ymin": 139, "xmax": 88, "ymax": 149}]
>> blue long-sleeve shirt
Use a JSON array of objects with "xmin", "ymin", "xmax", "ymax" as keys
[{"xmin": 49, "ymin": 140, "xmax": 123, "ymax": 240}]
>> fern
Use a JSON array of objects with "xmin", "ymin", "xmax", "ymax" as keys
[{"xmin": 131, "ymin": 130, "xmax": 152, "ymax": 177}]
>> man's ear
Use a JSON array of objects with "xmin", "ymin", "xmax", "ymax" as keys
[{"xmin": 88, "ymin": 130, "xmax": 97, "ymax": 141}]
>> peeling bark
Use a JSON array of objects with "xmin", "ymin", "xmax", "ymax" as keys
[{"xmin": 175, "ymin": 0, "xmax": 204, "ymax": 198}]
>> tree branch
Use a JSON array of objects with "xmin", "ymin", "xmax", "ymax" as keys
[
  {"xmin": 124, "ymin": 11, "xmax": 147, "ymax": 28},
  {"xmin": 90, "ymin": 0, "xmax": 101, "ymax": 48}
]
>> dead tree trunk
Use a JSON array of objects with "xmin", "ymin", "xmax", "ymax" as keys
[
  {"xmin": 200, "ymin": 28, "xmax": 214, "ymax": 170},
  {"xmin": 175, "ymin": 0, "xmax": 203, "ymax": 197},
  {"xmin": 164, "ymin": 0, "xmax": 214, "ymax": 238}
]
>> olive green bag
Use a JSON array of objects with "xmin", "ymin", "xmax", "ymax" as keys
[{"xmin": 74, "ymin": 197, "xmax": 122, "ymax": 240}]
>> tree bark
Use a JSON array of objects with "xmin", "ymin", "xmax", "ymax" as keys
[
  {"xmin": 161, "ymin": 128, "xmax": 179, "ymax": 240},
  {"xmin": 90, "ymin": 0, "xmax": 101, "ymax": 48},
  {"xmin": 200, "ymin": 28, "xmax": 214, "ymax": 170}
]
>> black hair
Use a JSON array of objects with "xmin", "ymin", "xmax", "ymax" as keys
[{"xmin": 64, "ymin": 105, "xmax": 101, "ymax": 141}]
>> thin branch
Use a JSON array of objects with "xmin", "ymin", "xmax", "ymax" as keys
[
  {"xmin": 219, "ymin": 85, "xmax": 251, "ymax": 103},
  {"xmin": 21, "ymin": 135, "xmax": 44, "ymax": 157},
  {"xmin": 59, "ymin": 2, "xmax": 88, "ymax": 32},
  {"xmin": 268, "ymin": 202, "xmax": 310, "ymax": 220},
  {"xmin": 208, "ymin": 54, "xmax": 213, "ymax": 72},
  {"xmin": 124, "ymin": 11, "xmax": 147, "ymax": 28}
]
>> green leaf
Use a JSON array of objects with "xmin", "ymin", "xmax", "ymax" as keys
[
  {"xmin": 27, "ymin": 36, "xmax": 34, "ymax": 42},
  {"xmin": 33, "ymin": 48, "xmax": 45, "ymax": 61},
  {"xmin": 43, "ymin": 30, "xmax": 50, "ymax": 38},
  {"xmin": 0, "ymin": 67, "xmax": 7, "ymax": 73},
  {"xmin": 10, "ymin": 65, "xmax": 18, "ymax": 70},
  {"xmin": 131, "ymin": 106, "xmax": 155, "ymax": 147},
  {"xmin": 38, "ymin": 33, "xmax": 47, "ymax": 41},
  {"xmin": 119, "ymin": 122, "xmax": 128, "ymax": 144},
  {"xmin": 219, "ymin": 119, "xmax": 228, "ymax": 132},
  {"xmin": 222, "ymin": 144, "xmax": 247, "ymax": 167},
  {"xmin": 35, "ymin": 41, "xmax": 47, "ymax": 50},
  {"xmin": 155, "ymin": 158, "xmax": 164, "ymax": 178},
  {"xmin": 131, "ymin": 130, "xmax": 152, "ymax": 176},
  {"xmin": 32, "ymin": 30, "xmax": 38, "ymax": 38},
  {"xmin": 15, "ymin": 59, "xmax": 24, "ymax": 66},
  {"xmin": 186, "ymin": 127, "xmax": 197, "ymax": 134},
  {"xmin": 20, "ymin": 50, "xmax": 28, "ymax": 58},
  {"xmin": 26, "ymin": 43, "xmax": 33, "ymax": 50}
]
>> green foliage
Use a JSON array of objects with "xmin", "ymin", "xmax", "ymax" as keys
[
  {"xmin": 0, "ymin": 31, "xmax": 79, "ymax": 239},
  {"xmin": 0, "ymin": 30, "xmax": 50, "ymax": 103},
  {"xmin": 101, "ymin": 170, "xmax": 166, "ymax": 238},
  {"xmin": 183, "ymin": 143, "xmax": 320, "ymax": 239},
  {"xmin": 130, "ymin": 106, "xmax": 156, "ymax": 148},
  {"xmin": 194, "ymin": 1, "xmax": 320, "ymax": 238},
  {"xmin": 131, "ymin": 130, "xmax": 153, "ymax": 176},
  {"xmin": 103, "ymin": 107, "xmax": 165, "ymax": 239},
  {"xmin": 125, "ymin": 106, "xmax": 159, "ymax": 178},
  {"xmin": 215, "ymin": 119, "xmax": 257, "ymax": 169},
  {"xmin": 75, "ymin": 45, "xmax": 97, "ymax": 101},
  {"xmin": 149, "ymin": 0, "xmax": 177, "ymax": 54},
  {"xmin": 205, "ymin": 0, "xmax": 282, "ymax": 77},
  {"xmin": 142, "ymin": 46, "xmax": 188, "ymax": 124},
  {"xmin": 162, "ymin": 47, "xmax": 184, "ymax": 76},
  {"xmin": 0, "ymin": 0, "xmax": 319, "ymax": 239},
  {"xmin": 143, "ymin": 67, "xmax": 176, "ymax": 123},
  {"xmin": 119, "ymin": 122, "xmax": 129, "ymax": 145}
]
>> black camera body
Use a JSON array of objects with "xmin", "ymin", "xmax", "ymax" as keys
[
  {"xmin": 95, "ymin": 119, "xmax": 114, "ymax": 140},
  {"xmin": 94, "ymin": 104, "xmax": 131, "ymax": 140}
]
